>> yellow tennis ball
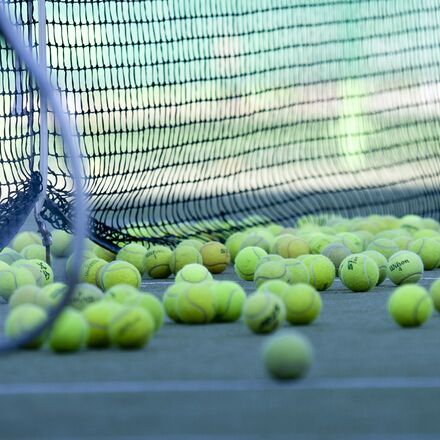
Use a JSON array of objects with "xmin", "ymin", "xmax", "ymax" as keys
[
  {"xmin": 339, "ymin": 254, "xmax": 379, "ymax": 292},
  {"xmin": 11, "ymin": 231, "xmax": 42, "ymax": 252},
  {"xmin": 255, "ymin": 254, "xmax": 284, "ymax": 270},
  {"xmin": 393, "ymin": 236, "xmax": 413, "ymax": 250},
  {"xmin": 9, "ymin": 285, "xmax": 42, "ymax": 309},
  {"xmin": 257, "ymin": 280, "xmax": 291, "ymax": 299},
  {"xmin": 109, "ymin": 306, "xmax": 155, "ymax": 349},
  {"xmin": 225, "ymin": 232, "xmax": 246, "ymax": 262},
  {"xmin": 308, "ymin": 234, "xmax": 336, "ymax": 254},
  {"xmin": 175, "ymin": 263, "xmax": 213, "ymax": 284},
  {"xmin": 39, "ymin": 282, "xmax": 68, "ymax": 309},
  {"xmin": 199, "ymin": 241, "xmax": 231, "ymax": 274},
  {"xmin": 49, "ymin": 308, "xmax": 89, "ymax": 353},
  {"xmin": 21, "ymin": 244, "xmax": 47, "ymax": 261},
  {"xmin": 262, "ymin": 331, "xmax": 313, "ymax": 380},
  {"xmin": 239, "ymin": 233, "xmax": 271, "ymax": 252},
  {"xmin": 336, "ymin": 233, "xmax": 364, "ymax": 253},
  {"xmin": 5, "ymin": 304, "xmax": 47, "ymax": 348},
  {"xmin": 51, "ymin": 230, "xmax": 72, "ymax": 257},
  {"xmin": 321, "ymin": 243, "xmax": 351, "ymax": 275},
  {"xmin": 169, "ymin": 246, "xmax": 203, "ymax": 274},
  {"xmin": 144, "ymin": 245, "xmax": 173, "ymax": 279},
  {"xmin": 302, "ymin": 255, "xmax": 335, "ymax": 291},
  {"xmin": 103, "ymin": 284, "xmax": 140, "ymax": 304},
  {"xmin": 353, "ymin": 230, "xmax": 375, "ymax": 249},
  {"xmin": 283, "ymin": 258, "xmax": 310, "ymax": 285},
  {"xmin": 116, "ymin": 243, "xmax": 148, "ymax": 274},
  {"xmin": 243, "ymin": 293, "xmax": 285, "ymax": 334},
  {"xmin": 176, "ymin": 283, "xmax": 217, "ymax": 324},
  {"xmin": 234, "ymin": 247, "xmax": 267, "ymax": 281},
  {"xmin": 65, "ymin": 251, "xmax": 100, "ymax": 278},
  {"xmin": 362, "ymin": 250, "xmax": 388, "ymax": 285},
  {"xmin": 282, "ymin": 284, "xmax": 322, "ymax": 325},
  {"xmin": 211, "ymin": 281, "xmax": 246, "ymax": 322},
  {"xmin": 367, "ymin": 238, "xmax": 400, "ymax": 259},
  {"xmin": 127, "ymin": 293, "xmax": 164, "ymax": 332},
  {"xmin": 254, "ymin": 261, "xmax": 291, "ymax": 288},
  {"xmin": 163, "ymin": 284, "xmax": 182, "ymax": 322},
  {"xmin": 387, "ymin": 251, "xmax": 424, "ymax": 285},
  {"xmin": 78, "ymin": 258, "xmax": 107, "ymax": 286},
  {"xmin": 270, "ymin": 234, "xmax": 310, "ymax": 258},
  {"xmin": 82, "ymin": 301, "xmax": 122, "ymax": 348},
  {"xmin": 0, "ymin": 247, "xmax": 23, "ymax": 265},
  {"xmin": 176, "ymin": 239, "xmax": 204, "ymax": 251},
  {"xmin": 94, "ymin": 246, "xmax": 116, "ymax": 262},
  {"xmin": 99, "ymin": 261, "xmax": 141, "ymax": 290},
  {"xmin": 408, "ymin": 238, "xmax": 440, "ymax": 270},
  {"xmin": 0, "ymin": 265, "xmax": 35, "ymax": 301},
  {"xmin": 430, "ymin": 279, "xmax": 440, "ymax": 312},
  {"xmin": 70, "ymin": 283, "xmax": 104, "ymax": 310},
  {"xmin": 388, "ymin": 285, "xmax": 433, "ymax": 327},
  {"xmin": 13, "ymin": 259, "xmax": 53, "ymax": 287}
]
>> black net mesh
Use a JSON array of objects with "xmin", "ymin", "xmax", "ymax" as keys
[{"xmin": 3, "ymin": 1, "xmax": 440, "ymax": 249}]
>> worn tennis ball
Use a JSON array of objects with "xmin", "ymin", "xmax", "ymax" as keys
[
  {"xmin": 5, "ymin": 303, "xmax": 48, "ymax": 349},
  {"xmin": 283, "ymin": 258, "xmax": 310, "ymax": 285},
  {"xmin": 94, "ymin": 246, "xmax": 116, "ymax": 262},
  {"xmin": 0, "ymin": 265, "xmax": 35, "ymax": 301},
  {"xmin": 11, "ymin": 231, "xmax": 42, "ymax": 253},
  {"xmin": 9, "ymin": 285, "xmax": 42, "ymax": 309},
  {"xmin": 70, "ymin": 283, "xmax": 104, "ymax": 310},
  {"xmin": 408, "ymin": 238, "xmax": 440, "ymax": 270},
  {"xmin": 127, "ymin": 293, "xmax": 164, "ymax": 332},
  {"xmin": 51, "ymin": 230, "xmax": 73, "ymax": 257},
  {"xmin": 282, "ymin": 284, "xmax": 322, "ymax": 325},
  {"xmin": 39, "ymin": 282, "xmax": 68, "ymax": 309},
  {"xmin": 0, "ymin": 247, "xmax": 23, "ymax": 265},
  {"xmin": 199, "ymin": 241, "xmax": 231, "ymax": 274},
  {"xmin": 225, "ymin": 232, "xmax": 246, "ymax": 262},
  {"xmin": 270, "ymin": 234, "xmax": 310, "ymax": 258},
  {"xmin": 234, "ymin": 247, "xmax": 267, "ymax": 281},
  {"xmin": 321, "ymin": 243, "xmax": 351, "ymax": 274},
  {"xmin": 367, "ymin": 238, "xmax": 400, "ymax": 259},
  {"xmin": 211, "ymin": 281, "xmax": 246, "ymax": 322},
  {"xmin": 176, "ymin": 283, "xmax": 217, "ymax": 324},
  {"xmin": 339, "ymin": 254, "xmax": 379, "ymax": 292},
  {"xmin": 13, "ymin": 259, "xmax": 53, "ymax": 287},
  {"xmin": 109, "ymin": 305, "xmax": 155, "ymax": 349},
  {"xmin": 362, "ymin": 250, "xmax": 388, "ymax": 285},
  {"xmin": 262, "ymin": 331, "xmax": 313, "ymax": 380},
  {"xmin": 177, "ymin": 239, "xmax": 204, "ymax": 251},
  {"xmin": 243, "ymin": 293, "xmax": 285, "ymax": 334},
  {"xmin": 388, "ymin": 285, "xmax": 433, "ymax": 327},
  {"xmin": 98, "ymin": 261, "xmax": 141, "ymax": 290},
  {"xmin": 169, "ymin": 246, "xmax": 203, "ymax": 275},
  {"xmin": 175, "ymin": 263, "xmax": 213, "ymax": 284},
  {"xmin": 116, "ymin": 243, "xmax": 148, "ymax": 274},
  {"xmin": 82, "ymin": 301, "xmax": 122, "ymax": 348},
  {"xmin": 257, "ymin": 280, "xmax": 291, "ymax": 300},
  {"xmin": 163, "ymin": 283, "xmax": 182, "ymax": 322},
  {"xmin": 49, "ymin": 308, "xmax": 89, "ymax": 353},
  {"xmin": 254, "ymin": 261, "xmax": 291, "ymax": 288},
  {"xmin": 430, "ymin": 279, "xmax": 440, "ymax": 312},
  {"xmin": 301, "ymin": 255, "xmax": 335, "ymax": 291},
  {"xmin": 387, "ymin": 251, "xmax": 424, "ymax": 285},
  {"xmin": 255, "ymin": 254, "xmax": 284, "ymax": 270},
  {"xmin": 21, "ymin": 244, "xmax": 47, "ymax": 261},
  {"xmin": 103, "ymin": 284, "xmax": 140, "ymax": 304},
  {"xmin": 144, "ymin": 245, "xmax": 173, "ymax": 279}
]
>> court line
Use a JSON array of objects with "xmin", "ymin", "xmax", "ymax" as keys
[{"xmin": 1, "ymin": 377, "xmax": 440, "ymax": 396}]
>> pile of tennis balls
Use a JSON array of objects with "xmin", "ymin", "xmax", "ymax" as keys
[{"xmin": 3, "ymin": 213, "xmax": 440, "ymax": 381}]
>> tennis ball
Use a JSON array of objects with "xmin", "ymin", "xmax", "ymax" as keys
[
  {"xmin": 254, "ymin": 261, "xmax": 291, "ymax": 288},
  {"xmin": 266, "ymin": 223, "xmax": 284, "ymax": 236},
  {"xmin": 413, "ymin": 229, "xmax": 440, "ymax": 240},
  {"xmin": 51, "ymin": 230, "xmax": 72, "ymax": 257},
  {"xmin": 422, "ymin": 218, "xmax": 440, "ymax": 231},
  {"xmin": 270, "ymin": 234, "xmax": 310, "ymax": 258},
  {"xmin": 13, "ymin": 259, "xmax": 53, "ymax": 287},
  {"xmin": 430, "ymin": 279, "xmax": 440, "ymax": 312},
  {"xmin": 169, "ymin": 246, "xmax": 203, "ymax": 274},
  {"xmin": 256, "ymin": 254, "xmax": 284, "ymax": 270},
  {"xmin": 408, "ymin": 238, "xmax": 440, "ymax": 270},
  {"xmin": 163, "ymin": 284, "xmax": 182, "ymax": 322},
  {"xmin": 302, "ymin": 255, "xmax": 335, "ymax": 291},
  {"xmin": 109, "ymin": 306, "xmax": 155, "ymax": 349},
  {"xmin": 78, "ymin": 258, "xmax": 107, "ymax": 285},
  {"xmin": 243, "ymin": 293, "xmax": 285, "ymax": 334},
  {"xmin": 95, "ymin": 246, "xmax": 116, "ymax": 262},
  {"xmin": 0, "ymin": 247, "xmax": 22, "ymax": 265},
  {"xmin": 176, "ymin": 283, "xmax": 217, "ymax": 324},
  {"xmin": 49, "ymin": 308, "xmax": 89, "ymax": 353},
  {"xmin": 200, "ymin": 241, "xmax": 231, "ymax": 274},
  {"xmin": 362, "ymin": 250, "xmax": 388, "ymax": 285},
  {"xmin": 5, "ymin": 304, "xmax": 47, "ymax": 349},
  {"xmin": 104, "ymin": 284, "xmax": 140, "ymax": 304},
  {"xmin": 387, "ymin": 251, "xmax": 424, "ymax": 285},
  {"xmin": 11, "ymin": 231, "xmax": 42, "ymax": 252},
  {"xmin": 116, "ymin": 243, "xmax": 148, "ymax": 274},
  {"xmin": 144, "ymin": 245, "xmax": 173, "ymax": 279},
  {"xmin": 211, "ymin": 281, "xmax": 246, "ymax": 322},
  {"xmin": 257, "ymin": 280, "xmax": 290, "ymax": 299},
  {"xmin": 82, "ymin": 301, "xmax": 122, "ymax": 347},
  {"xmin": 127, "ymin": 293, "xmax": 164, "ymax": 332},
  {"xmin": 367, "ymin": 238, "xmax": 400, "ymax": 259},
  {"xmin": 282, "ymin": 284, "xmax": 322, "ymax": 325},
  {"xmin": 21, "ymin": 244, "xmax": 47, "ymax": 261},
  {"xmin": 353, "ymin": 230, "xmax": 374, "ymax": 249},
  {"xmin": 234, "ymin": 247, "xmax": 267, "ymax": 281},
  {"xmin": 336, "ymin": 233, "xmax": 364, "ymax": 253},
  {"xmin": 388, "ymin": 285, "xmax": 433, "ymax": 327},
  {"xmin": 399, "ymin": 215, "xmax": 423, "ymax": 232},
  {"xmin": 177, "ymin": 239, "xmax": 204, "ymax": 251},
  {"xmin": 239, "ymin": 233, "xmax": 271, "ymax": 252},
  {"xmin": 175, "ymin": 263, "xmax": 213, "ymax": 284},
  {"xmin": 0, "ymin": 265, "xmax": 35, "ymax": 301},
  {"xmin": 339, "ymin": 254, "xmax": 379, "ymax": 292},
  {"xmin": 9, "ymin": 285, "xmax": 42, "ymax": 309},
  {"xmin": 283, "ymin": 259, "xmax": 310, "ymax": 285},
  {"xmin": 393, "ymin": 236, "xmax": 413, "ymax": 250},
  {"xmin": 65, "ymin": 251, "xmax": 99, "ymax": 277},
  {"xmin": 99, "ymin": 261, "xmax": 141, "ymax": 290},
  {"xmin": 39, "ymin": 282, "xmax": 68, "ymax": 309},
  {"xmin": 308, "ymin": 234, "xmax": 336, "ymax": 254},
  {"xmin": 321, "ymin": 243, "xmax": 351, "ymax": 274},
  {"xmin": 262, "ymin": 331, "xmax": 313, "ymax": 380},
  {"xmin": 70, "ymin": 283, "xmax": 104, "ymax": 310},
  {"xmin": 225, "ymin": 232, "xmax": 246, "ymax": 262}
]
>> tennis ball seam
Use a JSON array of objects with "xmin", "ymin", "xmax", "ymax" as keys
[
  {"xmin": 181, "ymin": 291, "xmax": 208, "ymax": 323},
  {"xmin": 413, "ymin": 295, "xmax": 430, "ymax": 325},
  {"xmin": 285, "ymin": 293, "xmax": 316, "ymax": 316},
  {"xmin": 245, "ymin": 295, "xmax": 273, "ymax": 321}
]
